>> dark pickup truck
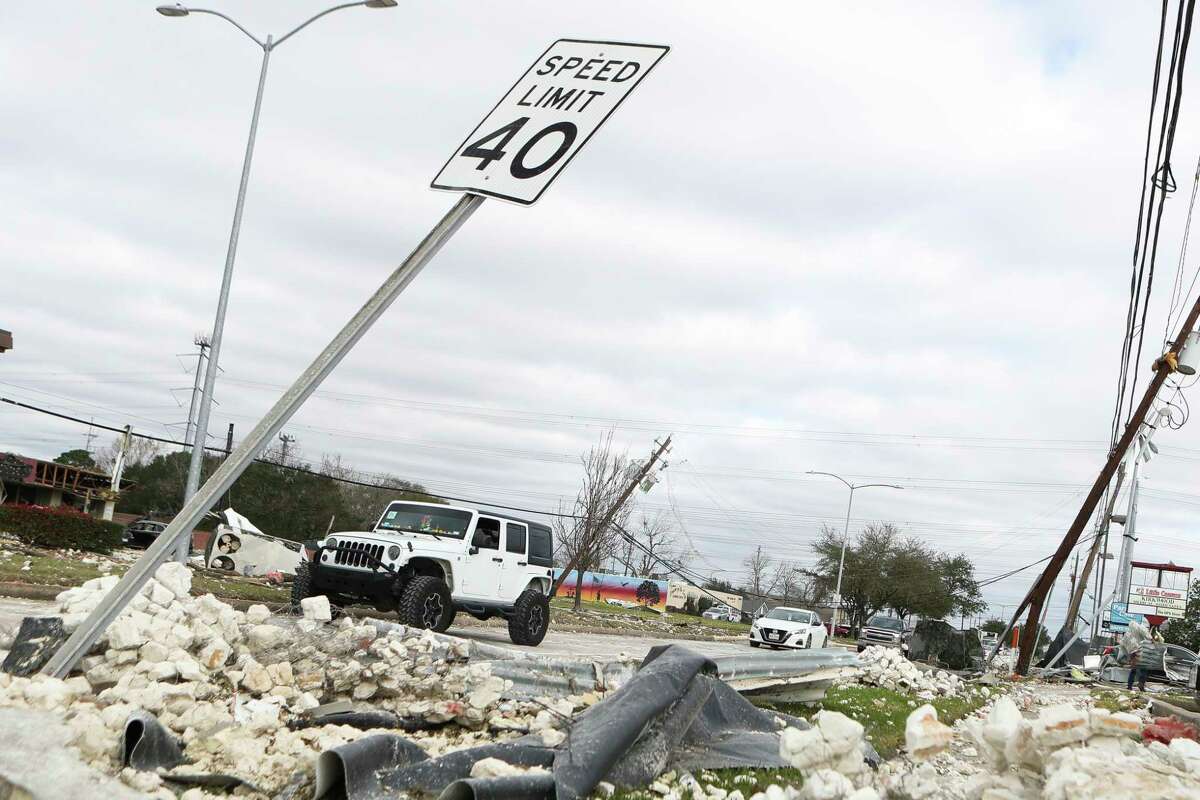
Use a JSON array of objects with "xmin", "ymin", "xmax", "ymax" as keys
[{"xmin": 856, "ymin": 614, "xmax": 910, "ymax": 654}]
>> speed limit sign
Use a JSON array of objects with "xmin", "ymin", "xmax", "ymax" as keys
[{"xmin": 432, "ymin": 39, "xmax": 668, "ymax": 205}]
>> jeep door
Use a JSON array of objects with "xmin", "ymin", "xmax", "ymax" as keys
[
  {"xmin": 460, "ymin": 516, "xmax": 503, "ymax": 599},
  {"xmin": 498, "ymin": 521, "xmax": 529, "ymax": 601}
]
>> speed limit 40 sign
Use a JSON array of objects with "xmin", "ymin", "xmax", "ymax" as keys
[{"xmin": 432, "ymin": 39, "xmax": 668, "ymax": 205}]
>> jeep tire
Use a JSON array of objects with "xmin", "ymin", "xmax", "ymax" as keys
[
  {"xmin": 401, "ymin": 576, "xmax": 454, "ymax": 632},
  {"xmin": 508, "ymin": 588, "xmax": 550, "ymax": 646},
  {"xmin": 292, "ymin": 561, "xmax": 316, "ymax": 608}
]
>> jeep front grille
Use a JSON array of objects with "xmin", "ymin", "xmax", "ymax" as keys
[{"xmin": 333, "ymin": 541, "xmax": 384, "ymax": 569}]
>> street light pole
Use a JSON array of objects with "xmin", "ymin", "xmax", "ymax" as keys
[
  {"xmin": 807, "ymin": 471, "xmax": 904, "ymax": 631},
  {"xmin": 157, "ymin": 1, "xmax": 397, "ymax": 561}
]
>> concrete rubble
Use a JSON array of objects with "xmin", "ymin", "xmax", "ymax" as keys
[
  {"xmin": 0, "ymin": 563, "xmax": 606, "ymax": 797},
  {"xmin": 874, "ymin": 686, "xmax": 1200, "ymax": 800},
  {"xmin": 856, "ymin": 647, "xmax": 965, "ymax": 699}
]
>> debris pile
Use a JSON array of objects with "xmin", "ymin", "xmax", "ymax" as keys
[
  {"xmin": 856, "ymin": 646, "xmax": 965, "ymax": 698},
  {"xmin": 0, "ymin": 564, "xmax": 603, "ymax": 797},
  {"xmin": 779, "ymin": 710, "xmax": 881, "ymax": 799},
  {"xmin": 878, "ymin": 695, "xmax": 1200, "ymax": 799}
]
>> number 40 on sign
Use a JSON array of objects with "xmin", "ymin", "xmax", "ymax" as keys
[{"xmin": 432, "ymin": 39, "xmax": 669, "ymax": 206}]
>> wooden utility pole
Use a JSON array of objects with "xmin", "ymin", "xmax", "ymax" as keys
[
  {"xmin": 551, "ymin": 435, "xmax": 672, "ymax": 594},
  {"xmin": 1063, "ymin": 463, "xmax": 1125, "ymax": 631},
  {"xmin": 1013, "ymin": 292, "xmax": 1200, "ymax": 675}
]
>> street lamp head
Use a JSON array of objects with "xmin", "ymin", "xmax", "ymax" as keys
[
  {"xmin": 156, "ymin": 4, "xmax": 189, "ymax": 16},
  {"xmin": 364, "ymin": 0, "xmax": 398, "ymax": 6}
]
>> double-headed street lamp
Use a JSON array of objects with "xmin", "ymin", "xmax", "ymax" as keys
[
  {"xmin": 156, "ymin": 1, "xmax": 397, "ymax": 561},
  {"xmin": 807, "ymin": 471, "xmax": 904, "ymax": 629}
]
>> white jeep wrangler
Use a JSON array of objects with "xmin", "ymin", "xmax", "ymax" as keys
[{"xmin": 292, "ymin": 500, "xmax": 555, "ymax": 646}]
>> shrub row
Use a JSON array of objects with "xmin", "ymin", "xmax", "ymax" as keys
[{"xmin": 0, "ymin": 504, "xmax": 123, "ymax": 554}]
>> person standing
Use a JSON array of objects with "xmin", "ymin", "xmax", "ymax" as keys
[{"xmin": 1122, "ymin": 619, "xmax": 1152, "ymax": 691}]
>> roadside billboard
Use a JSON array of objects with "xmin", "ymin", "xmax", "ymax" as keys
[
  {"xmin": 1127, "ymin": 561, "xmax": 1192, "ymax": 620},
  {"xmin": 553, "ymin": 568, "xmax": 669, "ymax": 611}
]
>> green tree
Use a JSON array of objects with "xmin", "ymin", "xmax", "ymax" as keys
[
  {"xmin": 1163, "ymin": 581, "xmax": 1200, "ymax": 652},
  {"xmin": 54, "ymin": 449, "xmax": 97, "ymax": 469},
  {"xmin": 938, "ymin": 553, "xmax": 987, "ymax": 618},
  {"xmin": 981, "ymin": 618, "xmax": 1008, "ymax": 634},
  {"xmin": 119, "ymin": 446, "xmax": 433, "ymax": 541},
  {"xmin": 812, "ymin": 523, "xmax": 985, "ymax": 631},
  {"xmin": 883, "ymin": 537, "xmax": 945, "ymax": 620},
  {"xmin": 812, "ymin": 523, "xmax": 897, "ymax": 632}
]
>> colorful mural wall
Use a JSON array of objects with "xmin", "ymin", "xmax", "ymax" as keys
[{"xmin": 552, "ymin": 568, "xmax": 669, "ymax": 611}]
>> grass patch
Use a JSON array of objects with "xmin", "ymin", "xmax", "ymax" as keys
[
  {"xmin": 0, "ymin": 550, "xmax": 104, "ymax": 587},
  {"xmin": 1091, "ymin": 688, "xmax": 1142, "ymax": 713},
  {"xmin": 192, "ymin": 574, "xmax": 289, "ymax": 603},
  {"xmin": 0, "ymin": 548, "xmax": 288, "ymax": 604},
  {"xmin": 550, "ymin": 598, "xmax": 750, "ymax": 633},
  {"xmin": 760, "ymin": 683, "xmax": 992, "ymax": 759}
]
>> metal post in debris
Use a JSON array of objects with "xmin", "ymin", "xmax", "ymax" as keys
[
  {"xmin": 41, "ymin": 192, "xmax": 484, "ymax": 679},
  {"xmin": 102, "ymin": 425, "xmax": 133, "ymax": 522}
]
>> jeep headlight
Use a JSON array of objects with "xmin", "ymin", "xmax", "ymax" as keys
[
  {"xmin": 387, "ymin": 545, "xmax": 401, "ymax": 560},
  {"xmin": 325, "ymin": 537, "xmax": 337, "ymax": 551}
]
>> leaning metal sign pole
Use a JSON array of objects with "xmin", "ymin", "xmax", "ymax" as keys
[
  {"xmin": 42, "ymin": 193, "xmax": 482, "ymax": 678},
  {"xmin": 43, "ymin": 37, "xmax": 667, "ymax": 678}
]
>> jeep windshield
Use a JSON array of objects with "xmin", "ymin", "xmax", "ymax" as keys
[{"xmin": 376, "ymin": 504, "xmax": 471, "ymax": 539}]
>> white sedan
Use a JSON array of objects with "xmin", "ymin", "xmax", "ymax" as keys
[{"xmin": 750, "ymin": 607, "xmax": 828, "ymax": 649}]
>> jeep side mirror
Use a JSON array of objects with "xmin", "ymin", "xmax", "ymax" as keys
[{"xmin": 469, "ymin": 546, "xmax": 479, "ymax": 555}]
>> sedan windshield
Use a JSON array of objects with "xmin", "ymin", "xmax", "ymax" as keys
[
  {"xmin": 868, "ymin": 616, "xmax": 904, "ymax": 631},
  {"xmin": 376, "ymin": 504, "xmax": 472, "ymax": 539},
  {"xmin": 766, "ymin": 608, "xmax": 812, "ymax": 624}
]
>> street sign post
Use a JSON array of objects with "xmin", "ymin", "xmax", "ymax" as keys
[
  {"xmin": 41, "ymin": 37, "xmax": 667, "ymax": 679},
  {"xmin": 432, "ymin": 39, "xmax": 668, "ymax": 205}
]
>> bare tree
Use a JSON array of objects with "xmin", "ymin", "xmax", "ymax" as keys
[
  {"xmin": 94, "ymin": 435, "xmax": 161, "ymax": 473},
  {"xmin": 629, "ymin": 512, "xmax": 688, "ymax": 577},
  {"xmin": 553, "ymin": 432, "xmax": 633, "ymax": 611},
  {"xmin": 773, "ymin": 560, "xmax": 807, "ymax": 604},
  {"xmin": 743, "ymin": 545, "xmax": 776, "ymax": 598}
]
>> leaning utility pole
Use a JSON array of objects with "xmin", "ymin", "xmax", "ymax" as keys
[
  {"xmin": 183, "ymin": 336, "xmax": 210, "ymax": 447},
  {"xmin": 1012, "ymin": 292, "xmax": 1200, "ymax": 675},
  {"xmin": 551, "ymin": 435, "xmax": 672, "ymax": 594},
  {"xmin": 1063, "ymin": 463, "xmax": 1125, "ymax": 631}
]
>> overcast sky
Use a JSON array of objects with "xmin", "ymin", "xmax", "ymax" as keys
[{"xmin": 3, "ymin": 1, "xmax": 1200, "ymax": 634}]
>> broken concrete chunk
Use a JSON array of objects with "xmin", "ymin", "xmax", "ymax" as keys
[
  {"xmin": 245, "ymin": 604, "xmax": 271, "ymax": 625},
  {"xmin": 246, "ymin": 624, "xmax": 284, "ymax": 650},
  {"xmin": 815, "ymin": 710, "xmax": 864, "ymax": 756},
  {"xmin": 1032, "ymin": 704, "xmax": 1089, "ymax": 750},
  {"xmin": 905, "ymin": 704, "xmax": 953, "ymax": 761},
  {"xmin": 198, "ymin": 638, "xmax": 231, "ymax": 671},
  {"xmin": 1089, "ymin": 708, "xmax": 1142, "ymax": 739},
  {"xmin": 800, "ymin": 769, "xmax": 855, "ymax": 800},
  {"xmin": 301, "ymin": 595, "xmax": 332, "ymax": 622},
  {"xmin": 106, "ymin": 617, "xmax": 149, "ymax": 651}
]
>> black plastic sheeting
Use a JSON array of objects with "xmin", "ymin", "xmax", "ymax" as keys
[
  {"xmin": 123, "ymin": 709, "xmax": 185, "ymax": 770},
  {"xmin": 1036, "ymin": 626, "xmax": 1088, "ymax": 668},
  {"xmin": 313, "ymin": 644, "xmax": 859, "ymax": 800},
  {"xmin": 1, "ymin": 616, "xmax": 67, "ymax": 677},
  {"xmin": 123, "ymin": 710, "xmax": 261, "ymax": 793}
]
